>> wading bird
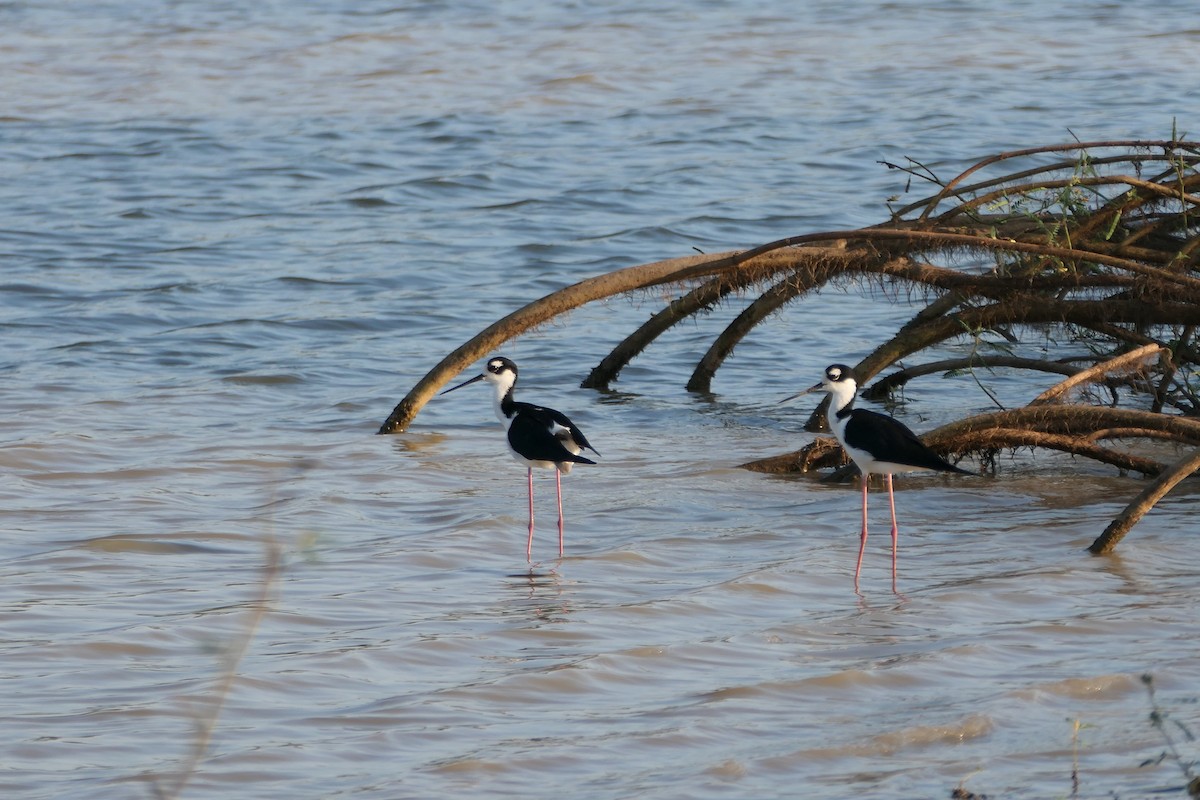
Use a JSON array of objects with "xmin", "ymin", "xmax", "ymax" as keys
[
  {"xmin": 784, "ymin": 363, "xmax": 970, "ymax": 591},
  {"xmin": 441, "ymin": 356, "xmax": 599, "ymax": 560}
]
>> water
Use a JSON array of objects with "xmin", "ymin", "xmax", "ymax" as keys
[{"xmin": 2, "ymin": 1, "xmax": 1199, "ymax": 798}]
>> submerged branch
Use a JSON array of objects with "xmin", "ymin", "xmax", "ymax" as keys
[{"xmin": 1089, "ymin": 449, "xmax": 1200, "ymax": 554}]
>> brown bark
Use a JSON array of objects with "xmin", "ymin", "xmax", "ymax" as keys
[
  {"xmin": 378, "ymin": 247, "xmax": 804, "ymax": 432},
  {"xmin": 1089, "ymin": 449, "xmax": 1200, "ymax": 554}
]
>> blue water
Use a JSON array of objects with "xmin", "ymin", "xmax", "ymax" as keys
[{"xmin": 2, "ymin": 1, "xmax": 1199, "ymax": 798}]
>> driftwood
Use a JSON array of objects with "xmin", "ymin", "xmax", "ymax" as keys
[{"xmin": 381, "ymin": 139, "xmax": 1200, "ymax": 553}]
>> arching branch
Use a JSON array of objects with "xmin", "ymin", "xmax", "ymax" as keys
[
  {"xmin": 861, "ymin": 356, "xmax": 1089, "ymax": 402},
  {"xmin": 1089, "ymin": 449, "xmax": 1200, "ymax": 554},
  {"xmin": 378, "ymin": 247, "xmax": 803, "ymax": 432},
  {"xmin": 685, "ymin": 255, "xmax": 854, "ymax": 393},
  {"xmin": 580, "ymin": 275, "xmax": 733, "ymax": 390},
  {"xmin": 1029, "ymin": 343, "xmax": 1165, "ymax": 404}
]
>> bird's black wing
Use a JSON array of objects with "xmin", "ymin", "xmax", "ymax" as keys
[
  {"xmin": 524, "ymin": 402, "xmax": 600, "ymax": 457},
  {"xmin": 845, "ymin": 409, "xmax": 970, "ymax": 474},
  {"xmin": 508, "ymin": 405, "xmax": 597, "ymax": 465}
]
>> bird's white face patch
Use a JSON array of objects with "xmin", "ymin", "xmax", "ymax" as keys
[
  {"xmin": 487, "ymin": 359, "xmax": 505, "ymax": 373},
  {"xmin": 827, "ymin": 366, "xmax": 843, "ymax": 382}
]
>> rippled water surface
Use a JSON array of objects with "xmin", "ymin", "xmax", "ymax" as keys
[{"xmin": 3, "ymin": 1, "xmax": 1200, "ymax": 798}]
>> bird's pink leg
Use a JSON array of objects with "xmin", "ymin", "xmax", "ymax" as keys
[
  {"xmin": 526, "ymin": 467, "xmax": 535, "ymax": 561},
  {"xmin": 886, "ymin": 473, "xmax": 899, "ymax": 592},
  {"xmin": 855, "ymin": 475, "xmax": 869, "ymax": 590},
  {"xmin": 556, "ymin": 468, "xmax": 565, "ymax": 558}
]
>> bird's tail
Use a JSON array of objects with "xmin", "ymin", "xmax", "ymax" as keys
[{"xmin": 557, "ymin": 453, "xmax": 597, "ymax": 473}]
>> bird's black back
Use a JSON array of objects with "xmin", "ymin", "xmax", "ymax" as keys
[
  {"xmin": 507, "ymin": 402, "xmax": 598, "ymax": 465},
  {"xmin": 844, "ymin": 409, "xmax": 970, "ymax": 474}
]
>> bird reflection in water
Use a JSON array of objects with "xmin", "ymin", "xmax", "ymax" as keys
[{"xmin": 504, "ymin": 566, "xmax": 570, "ymax": 623}]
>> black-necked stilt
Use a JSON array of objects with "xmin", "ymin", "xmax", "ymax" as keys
[
  {"xmin": 784, "ymin": 363, "xmax": 970, "ymax": 591},
  {"xmin": 441, "ymin": 356, "xmax": 599, "ymax": 560}
]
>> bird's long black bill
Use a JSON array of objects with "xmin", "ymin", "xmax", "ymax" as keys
[
  {"xmin": 778, "ymin": 382, "xmax": 822, "ymax": 404},
  {"xmin": 439, "ymin": 373, "xmax": 484, "ymax": 395}
]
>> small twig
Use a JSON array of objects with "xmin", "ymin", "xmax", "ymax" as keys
[
  {"xmin": 1139, "ymin": 674, "xmax": 1200, "ymax": 797},
  {"xmin": 152, "ymin": 536, "xmax": 283, "ymax": 799},
  {"xmin": 1070, "ymin": 718, "xmax": 1083, "ymax": 799},
  {"xmin": 1152, "ymin": 326, "xmax": 1190, "ymax": 413},
  {"xmin": 958, "ymin": 321, "xmax": 1009, "ymax": 411}
]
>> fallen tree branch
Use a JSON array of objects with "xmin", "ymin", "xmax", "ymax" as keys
[
  {"xmin": 1089, "ymin": 448, "xmax": 1200, "ymax": 554},
  {"xmin": 861, "ymin": 355, "xmax": 1091, "ymax": 402},
  {"xmin": 384, "ymin": 138, "xmax": 1200, "ymax": 553},
  {"xmin": 1029, "ymin": 343, "xmax": 1166, "ymax": 405}
]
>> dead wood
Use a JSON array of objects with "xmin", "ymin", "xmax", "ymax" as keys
[
  {"xmin": 378, "ymin": 247, "xmax": 804, "ymax": 433},
  {"xmin": 1089, "ymin": 448, "xmax": 1200, "ymax": 554},
  {"xmin": 1029, "ymin": 344, "xmax": 1166, "ymax": 405},
  {"xmin": 382, "ymin": 138, "xmax": 1200, "ymax": 552},
  {"xmin": 741, "ymin": 421, "xmax": 1170, "ymax": 478},
  {"xmin": 740, "ymin": 436, "xmax": 846, "ymax": 474},
  {"xmin": 862, "ymin": 356, "xmax": 1089, "ymax": 402},
  {"xmin": 580, "ymin": 274, "xmax": 736, "ymax": 390}
]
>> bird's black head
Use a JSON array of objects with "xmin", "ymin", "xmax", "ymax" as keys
[
  {"xmin": 486, "ymin": 356, "xmax": 518, "ymax": 380},
  {"xmin": 824, "ymin": 364, "xmax": 856, "ymax": 385},
  {"xmin": 781, "ymin": 362, "xmax": 860, "ymax": 404},
  {"xmin": 440, "ymin": 355, "xmax": 519, "ymax": 397}
]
